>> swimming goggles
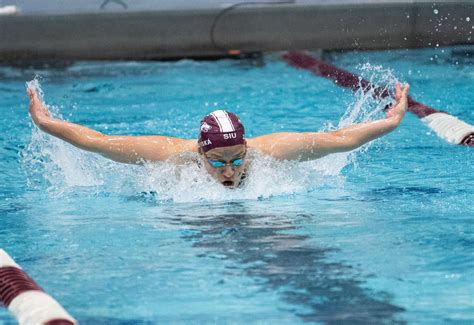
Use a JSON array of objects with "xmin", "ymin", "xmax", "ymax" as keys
[{"xmin": 207, "ymin": 158, "xmax": 244, "ymax": 168}]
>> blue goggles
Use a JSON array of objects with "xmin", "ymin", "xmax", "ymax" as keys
[{"xmin": 207, "ymin": 158, "xmax": 244, "ymax": 168}]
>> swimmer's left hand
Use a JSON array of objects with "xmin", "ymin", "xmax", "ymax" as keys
[
  {"xmin": 27, "ymin": 86, "xmax": 51, "ymax": 127},
  {"xmin": 386, "ymin": 82, "xmax": 410, "ymax": 126}
]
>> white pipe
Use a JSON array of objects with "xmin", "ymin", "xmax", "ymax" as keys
[
  {"xmin": 0, "ymin": 249, "xmax": 77, "ymax": 325},
  {"xmin": 421, "ymin": 113, "xmax": 474, "ymax": 145}
]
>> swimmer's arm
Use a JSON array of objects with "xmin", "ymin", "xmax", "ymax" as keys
[
  {"xmin": 249, "ymin": 120, "xmax": 398, "ymax": 161},
  {"xmin": 27, "ymin": 88, "xmax": 195, "ymax": 164},
  {"xmin": 249, "ymin": 83, "xmax": 409, "ymax": 161}
]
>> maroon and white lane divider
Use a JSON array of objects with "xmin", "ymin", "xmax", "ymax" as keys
[
  {"xmin": 0, "ymin": 249, "xmax": 76, "ymax": 325},
  {"xmin": 282, "ymin": 51, "xmax": 474, "ymax": 147}
]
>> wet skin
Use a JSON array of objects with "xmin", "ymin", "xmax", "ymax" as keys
[{"xmin": 200, "ymin": 144, "xmax": 247, "ymax": 188}]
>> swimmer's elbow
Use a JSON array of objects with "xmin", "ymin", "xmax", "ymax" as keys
[
  {"xmin": 91, "ymin": 136, "xmax": 148, "ymax": 165},
  {"xmin": 78, "ymin": 133, "xmax": 109, "ymax": 152},
  {"xmin": 327, "ymin": 132, "xmax": 362, "ymax": 152},
  {"xmin": 342, "ymin": 137, "xmax": 363, "ymax": 151}
]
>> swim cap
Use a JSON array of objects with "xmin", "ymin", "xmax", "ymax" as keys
[{"xmin": 198, "ymin": 110, "xmax": 245, "ymax": 152}]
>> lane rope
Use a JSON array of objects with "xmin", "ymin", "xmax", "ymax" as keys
[
  {"xmin": 0, "ymin": 249, "xmax": 76, "ymax": 325},
  {"xmin": 282, "ymin": 51, "xmax": 474, "ymax": 146}
]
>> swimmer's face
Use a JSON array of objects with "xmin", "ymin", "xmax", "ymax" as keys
[{"xmin": 201, "ymin": 144, "xmax": 247, "ymax": 188}]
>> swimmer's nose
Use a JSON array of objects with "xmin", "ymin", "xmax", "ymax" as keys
[{"xmin": 221, "ymin": 165, "xmax": 235, "ymax": 178}]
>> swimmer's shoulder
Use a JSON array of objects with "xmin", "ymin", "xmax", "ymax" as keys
[
  {"xmin": 179, "ymin": 139, "xmax": 199, "ymax": 153},
  {"xmin": 164, "ymin": 139, "xmax": 199, "ymax": 164},
  {"xmin": 246, "ymin": 134, "xmax": 287, "ymax": 156},
  {"xmin": 146, "ymin": 137, "xmax": 198, "ymax": 153},
  {"xmin": 245, "ymin": 137, "xmax": 261, "ymax": 149},
  {"xmin": 247, "ymin": 133, "xmax": 312, "ymax": 159}
]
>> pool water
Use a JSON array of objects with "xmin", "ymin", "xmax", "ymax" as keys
[{"xmin": 0, "ymin": 47, "xmax": 473, "ymax": 324}]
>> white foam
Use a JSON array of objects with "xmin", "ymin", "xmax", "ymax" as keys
[{"xmin": 26, "ymin": 78, "xmax": 45, "ymax": 103}]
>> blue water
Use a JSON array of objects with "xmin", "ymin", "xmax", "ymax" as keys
[{"xmin": 1, "ymin": 47, "xmax": 473, "ymax": 324}]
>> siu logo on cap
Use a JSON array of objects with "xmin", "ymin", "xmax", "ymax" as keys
[{"xmin": 223, "ymin": 133, "xmax": 237, "ymax": 140}]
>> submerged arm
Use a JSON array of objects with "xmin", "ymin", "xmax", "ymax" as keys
[
  {"xmin": 249, "ymin": 83, "xmax": 409, "ymax": 161},
  {"xmin": 27, "ymin": 87, "xmax": 195, "ymax": 164}
]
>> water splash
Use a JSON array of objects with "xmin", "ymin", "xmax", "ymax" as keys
[
  {"xmin": 25, "ymin": 77, "xmax": 44, "ymax": 102},
  {"xmin": 21, "ymin": 66, "xmax": 397, "ymax": 202},
  {"xmin": 339, "ymin": 63, "xmax": 396, "ymax": 127},
  {"xmin": 320, "ymin": 63, "xmax": 398, "ymax": 173}
]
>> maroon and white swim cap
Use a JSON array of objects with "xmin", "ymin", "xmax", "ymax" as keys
[{"xmin": 198, "ymin": 110, "xmax": 245, "ymax": 152}]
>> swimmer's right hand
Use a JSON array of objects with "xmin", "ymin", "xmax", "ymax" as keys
[
  {"xmin": 27, "ymin": 87, "xmax": 51, "ymax": 126},
  {"xmin": 386, "ymin": 82, "xmax": 409, "ymax": 126}
]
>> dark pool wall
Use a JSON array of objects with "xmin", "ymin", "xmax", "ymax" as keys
[{"xmin": 0, "ymin": 0, "xmax": 473, "ymax": 60}]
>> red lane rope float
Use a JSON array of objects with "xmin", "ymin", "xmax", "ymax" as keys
[
  {"xmin": 0, "ymin": 249, "xmax": 76, "ymax": 325},
  {"xmin": 282, "ymin": 51, "xmax": 474, "ymax": 147},
  {"xmin": 0, "ymin": 267, "xmax": 43, "ymax": 305}
]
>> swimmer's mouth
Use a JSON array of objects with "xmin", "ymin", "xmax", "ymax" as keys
[{"xmin": 222, "ymin": 181, "xmax": 234, "ymax": 187}]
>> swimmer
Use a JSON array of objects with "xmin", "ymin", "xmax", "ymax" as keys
[{"xmin": 27, "ymin": 83, "xmax": 409, "ymax": 188}]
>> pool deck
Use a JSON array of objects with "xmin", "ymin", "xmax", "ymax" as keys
[{"xmin": 0, "ymin": 0, "xmax": 473, "ymax": 60}]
